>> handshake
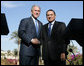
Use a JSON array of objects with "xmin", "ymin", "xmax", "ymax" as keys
[{"xmin": 31, "ymin": 38, "xmax": 40, "ymax": 45}]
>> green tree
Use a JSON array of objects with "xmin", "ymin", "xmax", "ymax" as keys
[
  {"xmin": 13, "ymin": 49, "xmax": 18, "ymax": 65},
  {"xmin": 7, "ymin": 50, "xmax": 11, "ymax": 56},
  {"xmin": 67, "ymin": 40, "xmax": 79, "ymax": 54},
  {"xmin": 10, "ymin": 31, "xmax": 21, "ymax": 59},
  {"xmin": 13, "ymin": 49, "xmax": 18, "ymax": 59},
  {"xmin": 66, "ymin": 40, "xmax": 81, "ymax": 65}
]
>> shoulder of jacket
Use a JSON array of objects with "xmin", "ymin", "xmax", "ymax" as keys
[
  {"xmin": 20, "ymin": 17, "xmax": 31, "ymax": 22},
  {"xmin": 56, "ymin": 21, "xmax": 65, "ymax": 25},
  {"xmin": 43, "ymin": 23, "xmax": 48, "ymax": 27}
]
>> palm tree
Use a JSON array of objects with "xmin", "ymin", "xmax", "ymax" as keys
[
  {"xmin": 13, "ymin": 49, "xmax": 18, "ymax": 59},
  {"xmin": 13, "ymin": 49, "xmax": 18, "ymax": 64},
  {"xmin": 7, "ymin": 50, "xmax": 11, "ymax": 57},
  {"xmin": 10, "ymin": 31, "xmax": 21, "ymax": 60}
]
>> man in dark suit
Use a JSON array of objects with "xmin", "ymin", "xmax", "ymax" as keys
[
  {"xmin": 40, "ymin": 9, "xmax": 69, "ymax": 65},
  {"xmin": 18, "ymin": 5, "xmax": 43, "ymax": 65}
]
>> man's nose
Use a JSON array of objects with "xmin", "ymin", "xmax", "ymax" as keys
[
  {"xmin": 48, "ymin": 17, "xmax": 51, "ymax": 19},
  {"xmin": 36, "ymin": 13, "xmax": 39, "ymax": 15}
]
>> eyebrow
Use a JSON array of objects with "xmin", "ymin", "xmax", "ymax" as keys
[{"xmin": 47, "ymin": 14, "xmax": 53, "ymax": 15}]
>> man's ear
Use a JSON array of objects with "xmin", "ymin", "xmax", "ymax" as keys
[
  {"xmin": 31, "ymin": 10, "xmax": 33, "ymax": 14},
  {"xmin": 55, "ymin": 15, "xmax": 56, "ymax": 19},
  {"xmin": 55, "ymin": 15, "xmax": 56, "ymax": 18}
]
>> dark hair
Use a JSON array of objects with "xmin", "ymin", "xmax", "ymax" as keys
[{"xmin": 46, "ymin": 9, "xmax": 56, "ymax": 16}]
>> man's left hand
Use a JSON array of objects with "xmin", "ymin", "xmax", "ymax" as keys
[{"xmin": 60, "ymin": 53, "xmax": 66, "ymax": 61}]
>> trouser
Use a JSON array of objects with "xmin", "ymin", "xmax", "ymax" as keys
[
  {"xmin": 44, "ymin": 59, "xmax": 66, "ymax": 65},
  {"xmin": 19, "ymin": 55, "xmax": 39, "ymax": 65}
]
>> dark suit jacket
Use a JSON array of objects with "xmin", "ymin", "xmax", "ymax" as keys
[
  {"xmin": 18, "ymin": 17, "xmax": 43, "ymax": 56},
  {"xmin": 41, "ymin": 21, "xmax": 68, "ymax": 61}
]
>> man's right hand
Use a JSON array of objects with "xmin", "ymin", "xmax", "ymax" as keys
[{"xmin": 31, "ymin": 38, "xmax": 40, "ymax": 44}]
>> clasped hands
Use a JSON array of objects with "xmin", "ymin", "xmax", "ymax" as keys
[
  {"xmin": 31, "ymin": 39, "xmax": 66, "ymax": 61},
  {"xmin": 31, "ymin": 38, "xmax": 40, "ymax": 45}
]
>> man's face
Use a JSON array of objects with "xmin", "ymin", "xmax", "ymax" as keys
[
  {"xmin": 46, "ymin": 11, "xmax": 56, "ymax": 22},
  {"xmin": 31, "ymin": 6, "xmax": 40, "ymax": 19}
]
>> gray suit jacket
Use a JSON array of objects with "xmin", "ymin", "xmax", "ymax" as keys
[{"xmin": 18, "ymin": 17, "xmax": 43, "ymax": 56}]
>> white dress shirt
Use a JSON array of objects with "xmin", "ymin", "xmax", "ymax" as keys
[
  {"xmin": 48, "ymin": 20, "xmax": 55, "ymax": 32},
  {"xmin": 32, "ymin": 16, "xmax": 39, "ymax": 27}
]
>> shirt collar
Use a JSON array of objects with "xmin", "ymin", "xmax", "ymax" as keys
[
  {"xmin": 49, "ymin": 20, "xmax": 55, "ymax": 25},
  {"xmin": 31, "ymin": 16, "xmax": 35, "ymax": 22}
]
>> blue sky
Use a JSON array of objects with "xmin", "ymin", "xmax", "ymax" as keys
[{"xmin": 1, "ymin": 1, "xmax": 83, "ymax": 53}]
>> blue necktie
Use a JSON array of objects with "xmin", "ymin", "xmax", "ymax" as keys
[
  {"xmin": 35, "ymin": 20, "xmax": 39, "ymax": 36},
  {"xmin": 48, "ymin": 23, "xmax": 51, "ymax": 37}
]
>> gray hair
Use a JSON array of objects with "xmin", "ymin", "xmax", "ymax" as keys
[{"xmin": 31, "ymin": 5, "xmax": 41, "ymax": 11}]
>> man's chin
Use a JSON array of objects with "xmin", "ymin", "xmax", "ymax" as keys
[
  {"xmin": 49, "ymin": 21, "xmax": 53, "ymax": 22},
  {"xmin": 34, "ymin": 16, "xmax": 39, "ymax": 19},
  {"xmin": 48, "ymin": 20, "xmax": 55, "ymax": 22}
]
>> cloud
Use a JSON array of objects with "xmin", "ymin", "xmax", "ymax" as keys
[{"xmin": 1, "ymin": 1, "xmax": 23, "ymax": 8}]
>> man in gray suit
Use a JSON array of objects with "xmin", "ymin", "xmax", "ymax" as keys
[{"xmin": 18, "ymin": 5, "xmax": 43, "ymax": 65}]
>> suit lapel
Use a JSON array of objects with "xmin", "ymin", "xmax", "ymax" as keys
[
  {"xmin": 51, "ymin": 21, "xmax": 58, "ymax": 36},
  {"xmin": 29, "ymin": 17, "xmax": 37, "ymax": 34},
  {"xmin": 30, "ymin": 17, "xmax": 42, "ymax": 37},
  {"xmin": 37, "ymin": 20, "xmax": 41, "ymax": 34},
  {"xmin": 45, "ymin": 23, "xmax": 49, "ymax": 37}
]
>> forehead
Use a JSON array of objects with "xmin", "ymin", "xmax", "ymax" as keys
[
  {"xmin": 33, "ymin": 6, "xmax": 40, "ymax": 10},
  {"xmin": 47, "ymin": 11, "xmax": 54, "ymax": 14}
]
